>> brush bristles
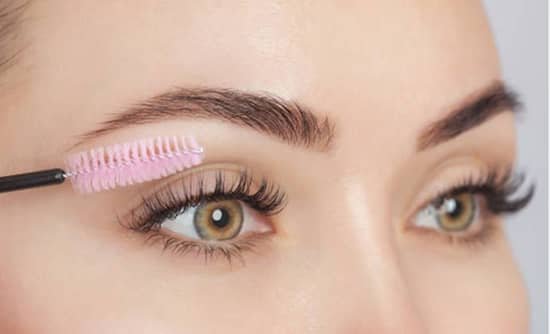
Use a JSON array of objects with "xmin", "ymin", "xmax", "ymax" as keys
[{"xmin": 65, "ymin": 136, "xmax": 204, "ymax": 193}]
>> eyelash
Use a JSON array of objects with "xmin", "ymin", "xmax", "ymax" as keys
[
  {"xmin": 121, "ymin": 166, "xmax": 534, "ymax": 262},
  {"xmin": 438, "ymin": 169, "xmax": 533, "ymax": 214},
  {"xmin": 413, "ymin": 169, "xmax": 534, "ymax": 247},
  {"xmin": 121, "ymin": 169, "xmax": 286, "ymax": 264}
]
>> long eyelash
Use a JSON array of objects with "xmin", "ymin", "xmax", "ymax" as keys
[
  {"xmin": 120, "ymin": 169, "xmax": 285, "ymax": 263},
  {"xmin": 411, "ymin": 169, "xmax": 534, "ymax": 249},
  {"xmin": 434, "ymin": 169, "xmax": 534, "ymax": 215},
  {"xmin": 126, "ymin": 169, "xmax": 286, "ymax": 232}
]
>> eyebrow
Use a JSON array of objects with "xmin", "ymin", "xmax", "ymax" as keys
[
  {"xmin": 417, "ymin": 81, "xmax": 521, "ymax": 151},
  {"xmin": 78, "ymin": 88, "xmax": 335, "ymax": 152}
]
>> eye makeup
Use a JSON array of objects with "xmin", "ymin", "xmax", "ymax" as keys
[
  {"xmin": 119, "ymin": 158, "xmax": 533, "ymax": 263},
  {"xmin": 407, "ymin": 167, "xmax": 534, "ymax": 247},
  {"xmin": 118, "ymin": 165, "xmax": 287, "ymax": 264}
]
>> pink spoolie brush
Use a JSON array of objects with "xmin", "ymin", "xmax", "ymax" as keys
[{"xmin": 0, "ymin": 136, "xmax": 204, "ymax": 194}]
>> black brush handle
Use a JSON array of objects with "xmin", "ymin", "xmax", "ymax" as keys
[{"xmin": 0, "ymin": 168, "xmax": 66, "ymax": 193}]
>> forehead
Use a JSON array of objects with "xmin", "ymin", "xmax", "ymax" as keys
[{"xmin": 10, "ymin": 0, "xmax": 499, "ymax": 157}]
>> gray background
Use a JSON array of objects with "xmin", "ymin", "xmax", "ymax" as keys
[{"xmin": 483, "ymin": 1, "xmax": 548, "ymax": 333}]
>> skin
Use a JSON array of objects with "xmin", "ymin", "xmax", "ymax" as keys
[{"xmin": 0, "ymin": 0, "xmax": 528, "ymax": 333}]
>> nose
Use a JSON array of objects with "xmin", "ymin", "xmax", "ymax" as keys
[{"xmin": 312, "ymin": 180, "xmax": 428, "ymax": 333}]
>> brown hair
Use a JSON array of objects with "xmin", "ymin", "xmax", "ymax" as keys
[{"xmin": 0, "ymin": 0, "xmax": 29, "ymax": 76}]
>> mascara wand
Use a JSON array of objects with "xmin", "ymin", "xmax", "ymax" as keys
[{"xmin": 0, "ymin": 136, "xmax": 204, "ymax": 194}]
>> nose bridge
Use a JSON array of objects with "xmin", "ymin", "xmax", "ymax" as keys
[{"xmin": 313, "ymin": 176, "xmax": 427, "ymax": 333}]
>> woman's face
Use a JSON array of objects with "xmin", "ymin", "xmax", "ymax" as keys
[{"xmin": 0, "ymin": 1, "xmax": 530, "ymax": 333}]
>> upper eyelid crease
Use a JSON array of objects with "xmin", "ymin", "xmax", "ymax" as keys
[
  {"xmin": 417, "ymin": 81, "xmax": 522, "ymax": 151},
  {"xmin": 73, "ymin": 88, "xmax": 336, "ymax": 153}
]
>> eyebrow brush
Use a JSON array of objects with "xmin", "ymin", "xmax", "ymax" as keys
[{"xmin": 0, "ymin": 136, "xmax": 204, "ymax": 194}]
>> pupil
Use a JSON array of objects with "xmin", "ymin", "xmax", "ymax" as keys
[
  {"xmin": 446, "ymin": 199, "xmax": 463, "ymax": 219},
  {"xmin": 210, "ymin": 208, "xmax": 230, "ymax": 228}
]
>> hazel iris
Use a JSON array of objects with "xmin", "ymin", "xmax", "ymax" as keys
[
  {"xmin": 436, "ymin": 193, "xmax": 476, "ymax": 231},
  {"xmin": 193, "ymin": 200, "xmax": 244, "ymax": 240}
]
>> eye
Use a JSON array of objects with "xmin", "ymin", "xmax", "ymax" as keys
[
  {"xmin": 413, "ymin": 192, "xmax": 479, "ymax": 233},
  {"xmin": 121, "ymin": 167, "xmax": 286, "ymax": 264},
  {"xmin": 407, "ymin": 170, "xmax": 534, "ymax": 247},
  {"xmin": 161, "ymin": 199, "xmax": 271, "ymax": 241}
]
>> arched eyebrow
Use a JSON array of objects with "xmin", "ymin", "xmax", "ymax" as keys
[
  {"xmin": 417, "ymin": 81, "xmax": 522, "ymax": 151},
  {"xmin": 77, "ymin": 88, "xmax": 335, "ymax": 152}
]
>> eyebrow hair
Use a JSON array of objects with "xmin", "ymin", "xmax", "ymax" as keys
[
  {"xmin": 0, "ymin": 0, "xmax": 29, "ymax": 76},
  {"xmin": 417, "ymin": 81, "xmax": 521, "ymax": 151},
  {"xmin": 79, "ymin": 88, "xmax": 335, "ymax": 152}
]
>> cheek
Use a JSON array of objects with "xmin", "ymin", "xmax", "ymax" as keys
[
  {"xmin": 0, "ymin": 189, "xmax": 162, "ymax": 333},
  {"xmin": 0, "ymin": 198, "xmax": 312, "ymax": 333},
  {"xmin": 0, "ymin": 209, "xmax": 125, "ymax": 332},
  {"xmin": 400, "ymin": 234, "xmax": 529, "ymax": 333}
]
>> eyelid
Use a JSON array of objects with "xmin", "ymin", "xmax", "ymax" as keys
[
  {"xmin": 116, "ymin": 163, "xmax": 252, "ymax": 215},
  {"xmin": 117, "ymin": 163, "xmax": 286, "ymax": 231}
]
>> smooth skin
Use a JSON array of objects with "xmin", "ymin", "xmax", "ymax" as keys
[{"xmin": 0, "ymin": 1, "xmax": 528, "ymax": 333}]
